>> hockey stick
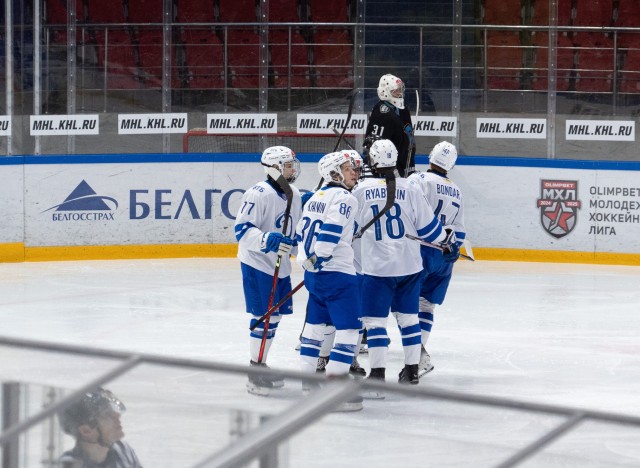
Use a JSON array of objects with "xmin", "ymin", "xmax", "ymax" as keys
[
  {"xmin": 330, "ymin": 126, "xmax": 356, "ymax": 151},
  {"xmin": 405, "ymin": 233, "xmax": 475, "ymax": 262},
  {"xmin": 315, "ymin": 89, "xmax": 359, "ymax": 190},
  {"xmin": 353, "ymin": 172, "xmax": 396, "ymax": 239},
  {"xmin": 257, "ymin": 167, "xmax": 294, "ymax": 363},
  {"xmin": 249, "ymin": 279, "xmax": 306, "ymax": 332}
]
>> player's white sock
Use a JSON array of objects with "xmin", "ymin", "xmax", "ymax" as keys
[
  {"xmin": 393, "ymin": 311, "xmax": 421, "ymax": 365},
  {"xmin": 249, "ymin": 314, "xmax": 280, "ymax": 363},
  {"xmin": 354, "ymin": 328, "xmax": 364, "ymax": 355},
  {"xmin": 319, "ymin": 325, "xmax": 336, "ymax": 358},
  {"xmin": 300, "ymin": 323, "xmax": 325, "ymax": 374},
  {"xmin": 365, "ymin": 327, "xmax": 389, "ymax": 369},
  {"xmin": 326, "ymin": 329, "xmax": 359, "ymax": 377},
  {"xmin": 418, "ymin": 298, "xmax": 436, "ymax": 345}
]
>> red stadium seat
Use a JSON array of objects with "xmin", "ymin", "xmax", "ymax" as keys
[
  {"xmin": 176, "ymin": 0, "xmax": 215, "ymax": 23},
  {"xmin": 531, "ymin": 34, "xmax": 574, "ymax": 91},
  {"xmin": 620, "ymin": 50, "xmax": 640, "ymax": 93},
  {"xmin": 483, "ymin": 0, "xmax": 522, "ymax": 25},
  {"xmin": 218, "ymin": 0, "xmax": 258, "ymax": 22},
  {"xmin": 270, "ymin": 30, "xmax": 310, "ymax": 88},
  {"xmin": 309, "ymin": 0, "xmax": 349, "ymax": 22},
  {"xmin": 486, "ymin": 32, "xmax": 523, "ymax": 90},
  {"xmin": 573, "ymin": 0, "xmax": 612, "ymax": 27},
  {"xmin": 44, "ymin": 0, "xmax": 85, "ymax": 43},
  {"xmin": 93, "ymin": 29, "xmax": 140, "ymax": 89},
  {"xmin": 312, "ymin": 29, "xmax": 353, "ymax": 88},
  {"xmin": 227, "ymin": 30, "xmax": 260, "ymax": 88},
  {"xmin": 615, "ymin": 0, "xmax": 640, "ymax": 46},
  {"xmin": 128, "ymin": 0, "xmax": 164, "ymax": 23},
  {"xmin": 181, "ymin": 29, "xmax": 225, "ymax": 88},
  {"xmin": 86, "ymin": 0, "xmax": 125, "ymax": 23},
  {"xmin": 575, "ymin": 47, "xmax": 614, "ymax": 92},
  {"xmin": 269, "ymin": 0, "xmax": 301, "ymax": 22},
  {"xmin": 531, "ymin": 0, "xmax": 573, "ymax": 26},
  {"xmin": 136, "ymin": 29, "xmax": 164, "ymax": 86}
]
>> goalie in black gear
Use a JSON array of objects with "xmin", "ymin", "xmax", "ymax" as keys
[{"xmin": 365, "ymin": 74, "xmax": 416, "ymax": 178}]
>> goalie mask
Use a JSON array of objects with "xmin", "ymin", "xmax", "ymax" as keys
[
  {"xmin": 377, "ymin": 74, "xmax": 405, "ymax": 109},
  {"xmin": 261, "ymin": 146, "xmax": 300, "ymax": 183},
  {"xmin": 368, "ymin": 139, "xmax": 398, "ymax": 170},
  {"xmin": 318, "ymin": 151, "xmax": 356, "ymax": 189},
  {"xmin": 429, "ymin": 141, "xmax": 458, "ymax": 172},
  {"xmin": 59, "ymin": 388, "xmax": 126, "ymax": 437}
]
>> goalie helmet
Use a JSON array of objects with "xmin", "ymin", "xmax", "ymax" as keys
[
  {"xmin": 429, "ymin": 141, "xmax": 458, "ymax": 172},
  {"xmin": 368, "ymin": 139, "xmax": 398, "ymax": 170},
  {"xmin": 261, "ymin": 146, "xmax": 300, "ymax": 183},
  {"xmin": 318, "ymin": 151, "xmax": 354, "ymax": 188},
  {"xmin": 377, "ymin": 74, "xmax": 405, "ymax": 109},
  {"xmin": 59, "ymin": 388, "xmax": 126, "ymax": 436}
]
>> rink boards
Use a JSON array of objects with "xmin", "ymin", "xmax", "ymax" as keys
[{"xmin": 0, "ymin": 154, "xmax": 639, "ymax": 265}]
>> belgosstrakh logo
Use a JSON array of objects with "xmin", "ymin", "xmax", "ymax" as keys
[
  {"xmin": 43, "ymin": 180, "xmax": 118, "ymax": 221},
  {"xmin": 536, "ymin": 180, "xmax": 581, "ymax": 238}
]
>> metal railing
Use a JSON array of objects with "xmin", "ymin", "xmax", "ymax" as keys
[{"xmin": 1, "ymin": 335, "xmax": 639, "ymax": 468}]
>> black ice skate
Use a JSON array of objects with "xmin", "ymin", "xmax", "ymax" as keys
[
  {"xmin": 316, "ymin": 356, "xmax": 329, "ymax": 373},
  {"xmin": 398, "ymin": 364, "xmax": 420, "ymax": 385},
  {"xmin": 362, "ymin": 367, "xmax": 385, "ymax": 400},
  {"xmin": 349, "ymin": 356, "xmax": 366, "ymax": 378},
  {"xmin": 247, "ymin": 361, "xmax": 283, "ymax": 396}
]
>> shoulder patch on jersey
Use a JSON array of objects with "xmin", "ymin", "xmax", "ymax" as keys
[{"xmin": 380, "ymin": 104, "xmax": 390, "ymax": 113}]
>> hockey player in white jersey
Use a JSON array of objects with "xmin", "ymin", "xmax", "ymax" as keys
[
  {"xmin": 296, "ymin": 151, "xmax": 363, "ymax": 411},
  {"xmin": 353, "ymin": 139, "xmax": 455, "ymax": 388},
  {"xmin": 235, "ymin": 146, "xmax": 302, "ymax": 396},
  {"xmin": 408, "ymin": 141, "xmax": 465, "ymax": 376}
]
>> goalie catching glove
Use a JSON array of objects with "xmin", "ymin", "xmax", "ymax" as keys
[
  {"xmin": 302, "ymin": 254, "xmax": 332, "ymax": 272},
  {"xmin": 260, "ymin": 232, "xmax": 293, "ymax": 256},
  {"xmin": 441, "ymin": 228, "xmax": 460, "ymax": 263}
]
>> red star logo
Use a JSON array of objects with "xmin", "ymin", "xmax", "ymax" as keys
[{"xmin": 544, "ymin": 202, "xmax": 574, "ymax": 232}]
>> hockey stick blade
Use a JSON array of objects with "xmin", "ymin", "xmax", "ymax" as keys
[
  {"xmin": 405, "ymin": 234, "xmax": 475, "ymax": 262},
  {"xmin": 250, "ymin": 280, "xmax": 306, "ymax": 331}
]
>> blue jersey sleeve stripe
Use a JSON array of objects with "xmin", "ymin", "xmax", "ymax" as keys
[
  {"xmin": 456, "ymin": 231, "xmax": 466, "ymax": 240},
  {"xmin": 423, "ymin": 224, "xmax": 443, "ymax": 243},
  {"xmin": 416, "ymin": 217, "xmax": 439, "ymax": 237},
  {"xmin": 234, "ymin": 222, "xmax": 256, "ymax": 241},
  {"xmin": 320, "ymin": 223, "xmax": 343, "ymax": 234},
  {"xmin": 317, "ymin": 233, "xmax": 340, "ymax": 244}
]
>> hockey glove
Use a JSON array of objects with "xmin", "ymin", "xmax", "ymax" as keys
[
  {"xmin": 443, "ymin": 243, "xmax": 460, "ymax": 263},
  {"xmin": 260, "ymin": 232, "xmax": 293, "ymax": 254},
  {"xmin": 302, "ymin": 254, "xmax": 332, "ymax": 272}
]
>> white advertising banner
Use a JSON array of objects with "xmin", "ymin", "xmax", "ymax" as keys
[
  {"xmin": 8, "ymin": 157, "xmax": 639, "ymax": 255},
  {"xmin": 206, "ymin": 114, "xmax": 278, "ymax": 134},
  {"xmin": 476, "ymin": 118, "xmax": 546, "ymax": 139},
  {"xmin": 565, "ymin": 120, "xmax": 635, "ymax": 141},
  {"xmin": 0, "ymin": 165, "xmax": 24, "ymax": 243},
  {"xmin": 118, "ymin": 113, "xmax": 188, "ymax": 134},
  {"xmin": 412, "ymin": 116, "xmax": 457, "ymax": 136},
  {"xmin": 296, "ymin": 114, "xmax": 368, "ymax": 134},
  {"xmin": 30, "ymin": 115, "xmax": 100, "ymax": 136},
  {"xmin": 0, "ymin": 116, "xmax": 10, "ymax": 136}
]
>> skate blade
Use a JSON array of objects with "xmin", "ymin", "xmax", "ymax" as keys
[
  {"xmin": 361, "ymin": 391, "xmax": 385, "ymax": 400},
  {"xmin": 418, "ymin": 365, "xmax": 434, "ymax": 379},
  {"xmin": 332, "ymin": 401, "xmax": 364, "ymax": 412},
  {"xmin": 246, "ymin": 382, "xmax": 271, "ymax": 397}
]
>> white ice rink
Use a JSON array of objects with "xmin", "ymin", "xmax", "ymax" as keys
[{"xmin": 0, "ymin": 257, "xmax": 639, "ymax": 467}]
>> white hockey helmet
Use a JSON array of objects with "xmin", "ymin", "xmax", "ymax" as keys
[
  {"xmin": 368, "ymin": 139, "xmax": 398, "ymax": 170},
  {"xmin": 377, "ymin": 74, "xmax": 405, "ymax": 109},
  {"xmin": 429, "ymin": 141, "xmax": 458, "ymax": 172},
  {"xmin": 261, "ymin": 146, "xmax": 300, "ymax": 183},
  {"xmin": 318, "ymin": 151, "xmax": 354, "ymax": 188},
  {"xmin": 343, "ymin": 150, "xmax": 363, "ymax": 172}
]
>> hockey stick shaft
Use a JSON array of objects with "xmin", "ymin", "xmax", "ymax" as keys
[
  {"xmin": 330, "ymin": 126, "xmax": 356, "ymax": 151},
  {"xmin": 415, "ymin": 89, "xmax": 420, "ymax": 118},
  {"xmin": 353, "ymin": 174, "xmax": 396, "ymax": 239},
  {"xmin": 258, "ymin": 169, "xmax": 294, "ymax": 363},
  {"xmin": 250, "ymin": 280, "xmax": 306, "ymax": 331},
  {"xmin": 316, "ymin": 89, "xmax": 359, "ymax": 190},
  {"xmin": 405, "ymin": 234, "xmax": 475, "ymax": 261}
]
